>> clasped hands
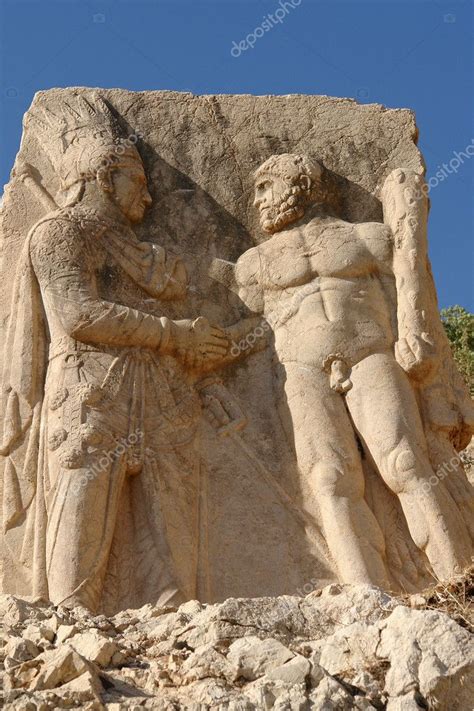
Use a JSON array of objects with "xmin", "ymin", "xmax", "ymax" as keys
[{"xmin": 166, "ymin": 317, "xmax": 229, "ymax": 369}]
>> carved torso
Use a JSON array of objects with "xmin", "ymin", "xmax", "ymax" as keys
[
  {"xmin": 236, "ymin": 216, "xmax": 396, "ymax": 367},
  {"xmin": 28, "ymin": 206, "xmax": 200, "ymax": 474}
]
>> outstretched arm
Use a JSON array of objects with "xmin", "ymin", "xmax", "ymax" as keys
[{"xmin": 30, "ymin": 219, "xmax": 227, "ymax": 364}]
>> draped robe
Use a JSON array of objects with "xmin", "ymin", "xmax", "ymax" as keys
[{"xmin": 1, "ymin": 205, "xmax": 203, "ymax": 612}]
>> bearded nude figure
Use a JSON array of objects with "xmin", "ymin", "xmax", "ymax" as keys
[{"xmin": 210, "ymin": 154, "xmax": 473, "ymax": 588}]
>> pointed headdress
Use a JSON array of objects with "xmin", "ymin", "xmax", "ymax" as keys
[{"xmin": 25, "ymin": 92, "xmax": 141, "ymax": 195}]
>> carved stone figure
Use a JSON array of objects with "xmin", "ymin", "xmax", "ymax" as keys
[
  {"xmin": 211, "ymin": 153, "xmax": 474, "ymax": 587},
  {"xmin": 2, "ymin": 90, "xmax": 473, "ymax": 607},
  {"xmin": 1, "ymin": 94, "xmax": 233, "ymax": 612}
]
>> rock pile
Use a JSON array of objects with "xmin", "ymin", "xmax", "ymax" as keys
[{"xmin": 2, "ymin": 584, "xmax": 473, "ymax": 710}]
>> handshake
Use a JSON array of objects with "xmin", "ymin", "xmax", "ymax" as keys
[
  {"xmin": 165, "ymin": 316, "xmax": 229, "ymax": 370},
  {"xmin": 163, "ymin": 315, "xmax": 266, "ymax": 371}
]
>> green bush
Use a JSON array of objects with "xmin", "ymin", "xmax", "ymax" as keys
[{"xmin": 441, "ymin": 306, "xmax": 474, "ymax": 394}]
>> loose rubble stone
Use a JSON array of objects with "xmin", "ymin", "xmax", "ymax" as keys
[
  {"xmin": 68, "ymin": 629, "xmax": 118, "ymax": 666},
  {"xmin": 54, "ymin": 624, "xmax": 77, "ymax": 645},
  {"xmin": 1, "ymin": 586, "xmax": 471, "ymax": 709},
  {"xmin": 227, "ymin": 636, "xmax": 295, "ymax": 680},
  {"xmin": 5, "ymin": 644, "xmax": 96, "ymax": 692},
  {"xmin": 264, "ymin": 654, "xmax": 310, "ymax": 684}
]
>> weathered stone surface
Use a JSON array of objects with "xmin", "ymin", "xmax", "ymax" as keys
[
  {"xmin": 22, "ymin": 623, "xmax": 55, "ymax": 645},
  {"xmin": 68, "ymin": 629, "xmax": 118, "ymax": 667},
  {"xmin": 1, "ymin": 89, "xmax": 472, "ymax": 616},
  {"xmin": 1, "ymin": 585, "xmax": 472, "ymax": 709},
  {"xmin": 54, "ymin": 669, "xmax": 103, "ymax": 704},
  {"xmin": 264, "ymin": 654, "xmax": 311, "ymax": 684},
  {"xmin": 54, "ymin": 623, "xmax": 77, "ymax": 644},
  {"xmin": 5, "ymin": 636, "xmax": 40, "ymax": 664},
  {"xmin": 4, "ymin": 644, "xmax": 96, "ymax": 691},
  {"xmin": 178, "ymin": 642, "xmax": 235, "ymax": 684},
  {"xmin": 227, "ymin": 636, "xmax": 295, "ymax": 680},
  {"xmin": 0, "ymin": 90, "xmax": 472, "ymax": 626},
  {"xmin": 379, "ymin": 605, "xmax": 474, "ymax": 710},
  {"xmin": 0, "ymin": 595, "xmax": 47, "ymax": 626}
]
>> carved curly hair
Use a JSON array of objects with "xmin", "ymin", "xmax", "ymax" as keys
[{"xmin": 254, "ymin": 153, "xmax": 340, "ymax": 222}]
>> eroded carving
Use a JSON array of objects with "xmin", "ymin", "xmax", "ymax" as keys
[
  {"xmin": 1, "ymin": 94, "xmax": 238, "ymax": 612},
  {"xmin": 2, "ymin": 92, "xmax": 473, "ymax": 611},
  {"xmin": 211, "ymin": 153, "xmax": 474, "ymax": 586}
]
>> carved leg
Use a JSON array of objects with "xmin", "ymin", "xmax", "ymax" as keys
[
  {"xmin": 146, "ymin": 442, "xmax": 202, "ymax": 601},
  {"xmin": 282, "ymin": 363, "xmax": 391, "ymax": 589},
  {"xmin": 347, "ymin": 352, "xmax": 472, "ymax": 579},
  {"xmin": 45, "ymin": 453, "xmax": 127, "ymax": 612}
]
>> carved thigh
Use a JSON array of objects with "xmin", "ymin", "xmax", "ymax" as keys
[
  {"xmin": 281, "ymin": 363, "xmax": 365, "ymax": 500},
  {"xmin": 346, "ymin": 352, "xmax": 431, "ymax": 493}
]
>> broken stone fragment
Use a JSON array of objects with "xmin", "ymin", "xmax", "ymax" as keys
[
  {"xmin": 308, "ymin": 674, "xmax": 355, "ymax": 708},
  {"xmin": 22, "ymin": 623, "xmax": 55, "ymax": 646},
  {"xmin": 177, "ymin": 642, "xmax": 234, "ymax": 684},
  {"xmin": 385, "ymin": 692, "xmax": 425, "ymax": 711},
  {"xmin": 1, "ymin": 580, "xmax": 472, "ymax": 708},
  {"xmin": 227, "ymin": 635, "xmax": 295, "ymax": 681},
  {"xmin": 0, "ymin": 594, "xmax": 47, "ymax": 627},
  {"xmin": 4, "ymin": 637, "xmax": 40, "ymax": 664},
  {"xmin": 317, "ymin": 620, "xmax": 381, "ymax": 675},
  {"xmin": 53, "ymin": 669, "xmax": 103, "ymax": 704},
  {"xmin": 68, "ymin": 629, "xmax": 118, "ymax": 667},
  {"xmin": 379, "ymin": 605, "xmax": 474, "ymax": 710},
  {"xmin": 244, "ymin": 677, "xmax": 309, "ymax": 710},
  {"xmin": 54, "ymin": 624, "xmax": 77, "ymax": 645},
  {"xmin": 142, "ymin": 611, "xmax": 179, "ymax": 640},
  {"xmin": 264, "ymin": 654, "xmax": 311, "ymax": 685},
  {"xmin": 6, "ymin": 644, "xmax": 96, "ymax": 691}
]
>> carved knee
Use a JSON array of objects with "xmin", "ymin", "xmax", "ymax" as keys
[
  {"xmin": 313, "ymin": 461, "xmax": 363, "ymax": 500},
  {"xmin": 384, "ymin": 446, "xmax": 419, "ymax": 493}
]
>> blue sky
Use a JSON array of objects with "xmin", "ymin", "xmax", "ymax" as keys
[{"xmin": 0, "ymin": 0, "xmax": 472, "ymax": 309}]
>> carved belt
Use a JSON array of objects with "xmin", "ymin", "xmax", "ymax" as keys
[{"xmin": 48, "ymin": 336, "xmax": 112, "ymax": 361}]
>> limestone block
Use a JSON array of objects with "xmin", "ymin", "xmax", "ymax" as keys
[
  {"xmin": 6, "ymin": 644, "xmax": 95, "ymax": 691},
  {"xmin": 227, "ymin": 636, "xmax": 295, "ymax": 680},
  {"xmin": 264, "ymin": 654, "xmax": 311, "ymax": 684},
  {"xmin": 379, "ymin": 605, "xmax": 474, "ymax": 710},
  {"xmin": 68, "ymin": 629, "xmax": 118, "ymax": 667},
  {"xmin": 0, "ymin": 88, "xmax": 471, "ymax": 620}
]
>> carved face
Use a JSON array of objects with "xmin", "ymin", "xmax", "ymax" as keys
[
  {"xmin": 112, "ymin": 161, "xmax": 152, "ymax": 223},
  {"xmin": 253, "ymin": 172, "xmax": 307, "ymax": 234},
  {"xmin": 254, "ymin": 174, "xmax": 287, "ymax": 224}
]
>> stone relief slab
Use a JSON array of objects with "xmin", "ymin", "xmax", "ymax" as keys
[{"xmin": 1, "ymin": 89, "xmax": 472, "ymax": 614}]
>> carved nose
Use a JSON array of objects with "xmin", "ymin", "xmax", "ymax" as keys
[{"xmin": 143, "ymin": 189, "xmax": 152, "ymax": 208}]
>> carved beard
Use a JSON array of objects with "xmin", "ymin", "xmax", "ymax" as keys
[{"xmin": 260, "ymin": 184, "xmax": 306, "ymax": 234}]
